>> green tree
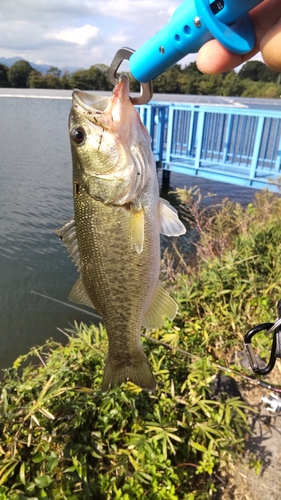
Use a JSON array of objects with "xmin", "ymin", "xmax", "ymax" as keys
[
  {"xmin": 27, "ymin": 70, "xmax": 45, "ymax": 88},
  {"xmin": 241, "ymin": 80, "xmax": 279, "ymax": 98},
  {"xmin": 178, "ymin": 74, "xmax": 200, "ymax": 94},
  {"xmin": 178, "ymin": 62, "xmax": 202, "ymax": 94},
  {"xmin": 69, "ymin": 65, "xmax": 111, "ymax": 90},
  {"xmin": 220, "ymin": 71, "xmax": 246, "ymax": 96},
  {"xmin": 27, "ymin": 68, "xmax": 61, "ymax": 89},
  {"xmin": 88, "ymin": 64, "xmax": 111, "ymax": 90},
  {"xmin": 238, "ymin": 60, "xmax": 279, "ymax": 82},
  {"xmin": 153, "ymin": 64, "xmax": 183, "ymax": 93},
  {"xmin": 69, "ymin": 68, "xmax": 92, "ymax": 90},
  {"xmin": 47, "ymin": 66, "xmax": 61, "ymax": 78},
  {"xmin": 8, "ymin": 60, "xmax": 33, "ymax": 88},
  {"xmin": 44, "ymin": 73, "xmax": 61, "ymax": 89},
  {"xmin": 182, "ymin": 61, "xmax": 203, "ymax": 77},
  {"xmin": 0, "ymin": 63, "xmax": 9, "ymax": 87},
  {"xmin": 6, "ymin": 56, "xmax": 281, "ymax": 97},
  {"xmin": 59, "ymin": 70, "xmax": 72, "ymax": 89},
  {"xmin": 198, "ymin": 73, "xmax": 224, "ymax": 95}
]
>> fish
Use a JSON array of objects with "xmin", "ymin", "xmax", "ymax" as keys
[{"xmin": 58, "ymin": 75, "xmax": 186, "ymax": 391}]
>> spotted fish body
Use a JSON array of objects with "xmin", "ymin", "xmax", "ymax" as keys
[{"xmin": 59, "ymin": 76, "xmax": 185, "ymax": 390}]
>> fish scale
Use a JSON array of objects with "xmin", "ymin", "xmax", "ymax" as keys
[{"xmin": 76, "ymin": 198, "xmax": 159, "ymax": 344}]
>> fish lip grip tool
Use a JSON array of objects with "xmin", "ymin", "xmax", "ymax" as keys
[
  {"xmin": 109, "ymin": 47, "xmax": 154, "ymax": 105},
  {"xmin": 109, "ymin": 0, "xmax": 263, "ymax": 103}
]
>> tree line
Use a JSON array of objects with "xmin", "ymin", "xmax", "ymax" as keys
[{"xmin": 0, "ymin": 58, "xmax": 280, "ymax": 98}]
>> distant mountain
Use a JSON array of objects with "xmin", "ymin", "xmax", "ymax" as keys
[
  {"xmin": 0, "ymin": 56, "xmax": 22, "ymax": 66},
  {"xmin": 0, "ymin": 57, "xmax": 79, "ymax": 74}
]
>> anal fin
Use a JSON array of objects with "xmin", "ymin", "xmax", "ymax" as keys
[
  {"xmin": 159, "ymin": 198, "xmax": 186, "ymax": 236},
  {"xmin": 69, "ymin": 276, "xmax": 96, "ymax": 310},
  {"xmin": 143, "ymin": 282, "xmax": 178, "ymax": 329}
]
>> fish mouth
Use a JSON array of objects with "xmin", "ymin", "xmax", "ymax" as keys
[
  {"xmin": 72, "ymin": 89, "xmax": 110, "ymax": 113},
  {"xmin": 72, "ymin": 75, "xmax": 130, "ymax": 113},
  {"xmin": 112, "ymin": 74, "xmax": 130, "ymax": 100}
]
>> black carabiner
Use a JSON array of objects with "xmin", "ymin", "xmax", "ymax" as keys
[{"xmin": 244, "ymin": 322, "xmax": 276, "ymax": 375}]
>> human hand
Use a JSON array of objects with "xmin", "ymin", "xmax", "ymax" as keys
[{"xmin": 197, "ymin": 0, "xmax": 281, "ymax": 73}]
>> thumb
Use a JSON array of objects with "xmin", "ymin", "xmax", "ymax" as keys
[{"xmin": 261, "ymin": 17, "xmax": 281, "ymax": 72}]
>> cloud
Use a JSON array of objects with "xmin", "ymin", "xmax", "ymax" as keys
[
  {"xmin": 55, "ymin": 25, "xmax": 101, "ymax": 45},
  {"xmin": 96, "ymin": 0, "xmax": 174, "ymax": 23},
  {"xmin": 0, "ymin": 0, "xmax": 262, "ymax": 73},
  {"xmin": 0, "ymin": 0, "xmax": 200, "ymax": 74},
  {"xmin": 0, "ymin": 0, "xmax": 181, "ymax": 68}
]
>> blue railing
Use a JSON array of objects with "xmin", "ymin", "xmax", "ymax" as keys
[
  {"xmin": 138, "ymin": 104, "xmax": 169, "ymax": 162},
  {"xmin": 137, "ymin": 102, "xmax": 281, "ymax": 190}
]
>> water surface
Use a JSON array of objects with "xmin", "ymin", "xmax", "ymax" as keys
[{"xmin": 0, "ymin": 96, "xmax": 100, "ymax": 371}]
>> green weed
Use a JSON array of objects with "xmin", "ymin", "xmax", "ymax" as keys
[
  {"xmin": 169, "ymin": 188, "xmax": 281, "ymax": 362},
  {"xmin": 0, "ymin": 323, "xmax": 250, "ymax": 499}
]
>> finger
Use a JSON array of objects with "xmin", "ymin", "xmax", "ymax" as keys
[
  {"xmin": 261, "ymin": 17, "xmax": 281, "ymax": 71},
  {"xmin": 197, "ymin": 40, "xmax": 244, "ymax": 74},
  {"xmin": 196, "ymin": 0, "xmax": 281, "ymax": 74}
]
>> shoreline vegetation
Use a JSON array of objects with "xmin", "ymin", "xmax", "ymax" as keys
[
  {"xmin": 1, "ymin": 187, "xmax": 281, "ymax": 498},
  {"xmin": 0, "ymin": 59, "xmax": 281, "ymax": 98}
]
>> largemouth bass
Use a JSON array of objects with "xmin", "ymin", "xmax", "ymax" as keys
[{"xmin": 59, "ymin": 75, "xmax": 185, "ymax": 391}]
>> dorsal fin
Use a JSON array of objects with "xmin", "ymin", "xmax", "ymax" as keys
[
  {"xmin": 57, "ymin": 219, "xmax": 81, "ymax": 270},
  {"xmin": 143, "ymin": 282, "xmax": 178, "ymax": 329}
]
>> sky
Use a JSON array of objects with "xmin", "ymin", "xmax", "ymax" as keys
[
  {"xmin": 0, "ymin": 0, "xmax": 192, "ymax": 70},
  {"xmin": 0, "ymin": 0, "xmax": 262, "ymax": 72}
]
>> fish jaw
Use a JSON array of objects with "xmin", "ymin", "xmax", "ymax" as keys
[{"xmin": 69, "ymin": 76, "xmax": 153, "ymax": 206}]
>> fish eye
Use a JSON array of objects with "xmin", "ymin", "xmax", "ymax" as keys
[{"xmin": 71, "ymin": 127, "xmax": 85, "ymax": 145}]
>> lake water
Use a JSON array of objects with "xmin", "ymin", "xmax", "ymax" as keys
[
  {"xmin": 0, "ymin": 95, "xmax": 94, "ymax": 371},
  {"xmin": 0, "ymin": 90, "xmax": 279, "ymax": 371}
]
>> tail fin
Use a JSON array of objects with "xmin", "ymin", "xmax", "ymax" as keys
[{"xmin": 101, "ymin": 350, "xmax": 156, "ymax": 392}]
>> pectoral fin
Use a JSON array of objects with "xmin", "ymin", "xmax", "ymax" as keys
[
  {"xmin": 69, "ymin": 275, "xmax": 97, "ymax": 310},
  {"xmin": 130, "ymin": 205, "xmax": 144, "ymax": 254},
  {"xmin": 159, "ymin": 198, "xmax": 186, "ymax": 236},
  {"xmin": 143, "ymin": 282, "xmax": 178, "ymax": 329}
]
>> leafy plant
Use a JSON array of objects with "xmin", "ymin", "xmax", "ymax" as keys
[
  {"xmin": 0, "ymin": 322, "xmax": 250, "ymax": 499},
  {"xmin": 168, "ymin": 188, "xmax": 281, "ymax": 362}
]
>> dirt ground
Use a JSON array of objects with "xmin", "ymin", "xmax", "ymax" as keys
[{"xmin": 215, "ymin": 361, "xmax": 281, "ymax": 500}]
